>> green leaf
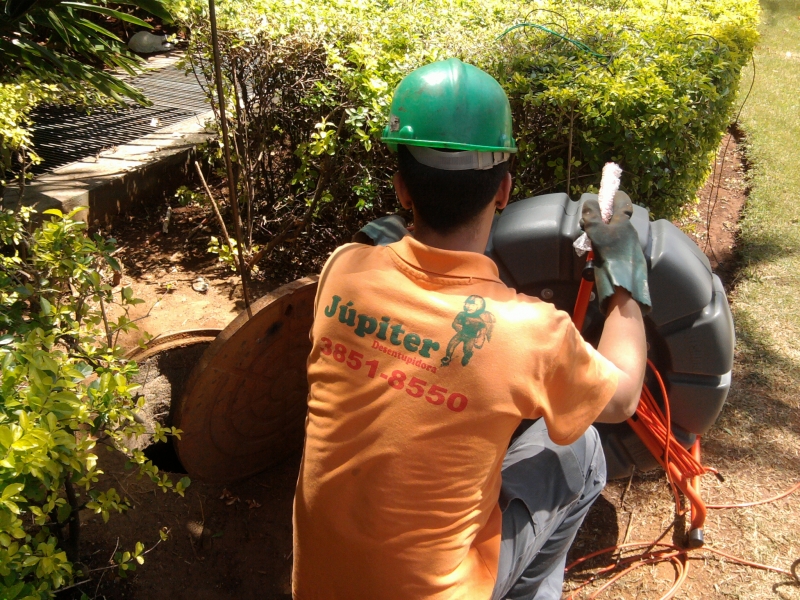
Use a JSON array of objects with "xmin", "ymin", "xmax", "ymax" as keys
[
  {"xmin": 0, "ymin": 426, "xmax": 14, "ymax": 448},
  {"xmin": 2, "ymin": 581, "xmax": 23, "ymax": 599},
  {"xmin": 45, "ymin": 9, "xmax": 72, "ymax": 47},
  {"xmin": 4, "ymin": 500, "xmax": 21, "ymax": 514},
  {"xmin": 58, "ymin": 501, "xmax": 73, "ymax": 524},
  {"xmin": 60, "ymin": 2, "xmax": 153, "ymax": 28},
  {"xmin": 117, "ymin": 0, "xmax": 173, "ymax": 23},
  {"xmin": 2, "ymin": 483, "xmax": 24, "ymax": 500},
  {"xmin": 39, "ymin": 296, "xmax": 52, "ymax": 316},
  {"xmin": 10, "ymin": 36, "xmax": 67, "ymax": 70},
  {"xmin": 73, "ymin": 16, "xmax": 124, "ymax": 43}
]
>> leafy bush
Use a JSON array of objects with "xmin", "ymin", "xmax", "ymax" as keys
[
  {"xmin": 0, "ymin": 208, "xmax": 187, "ymax": 599},
  {"xmin": 0, "ymin": 80, "xmax": 58, "ymax": 194},
  {"xmin": 175, "ymin": 0, "xmax": 757, "ymax": 274},
  {"xmin": 496, "ymin": 0, "xmax": 759, "ymax": 217}
]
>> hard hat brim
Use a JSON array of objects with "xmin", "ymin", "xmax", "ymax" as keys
[{"xmin": 381, "ymin": 134, "xmax": 518, "ymax": 154}]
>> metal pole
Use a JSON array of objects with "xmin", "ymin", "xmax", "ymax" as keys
[{"xmin": 208, "ymin": 0, "xmax": 252, "ymax": 311}]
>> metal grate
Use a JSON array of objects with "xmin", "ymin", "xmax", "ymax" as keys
[
  {"xmin": 132, "ymin": 61, "xmax": 211, "ymax": 114},
  {"xmin": 30, "ymin": 55, "xmax": 210, "ymax": 174}
]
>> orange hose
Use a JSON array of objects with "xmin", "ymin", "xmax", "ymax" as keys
[
  {"xmin": 565, "ymin": 541, "xmax": 798, "ymax": 599},
  {"xmin": 706, "ymin": 480, "xmax": 800, "ymax": 509},
  {"xmin": 690, "ymin": 437, "xmax": 702, "ymax": 529},
  {"xmin": 626, "ymin": 362, "xmax": 710, "ymax": 532},
  {"xmin": 567, "ymin": 255, "xmax": 800, "ymax": 598}
]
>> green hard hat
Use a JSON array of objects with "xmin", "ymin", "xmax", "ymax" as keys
[{"xmin": 381, "ymin": 58, "xmax": 517, "ymax": 162}]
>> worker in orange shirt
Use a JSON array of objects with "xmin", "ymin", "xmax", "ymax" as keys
[{"xmin": 292, "ymin": 58, "xmax": 649, "ymax": 599}]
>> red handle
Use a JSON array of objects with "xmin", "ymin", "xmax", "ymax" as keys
[{"xmin": 572, "ymin": 250, "xmax": 594, "ymax": 330}]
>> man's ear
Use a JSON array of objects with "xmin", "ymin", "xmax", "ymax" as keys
[
  {"xmin": 494, "ymin": 172, "xmax": 512, "ymax": 210},
  {"xmin": 393, "ymin": 171, "xmax": 413, "ymax": 210}
]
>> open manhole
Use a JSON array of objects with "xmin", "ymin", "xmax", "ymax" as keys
[
  {"xmin": 123, "ymin": 276, "xmax": 319, "ymax": 483},
  {"xmin": 174, "ymin": 276, "xmax": 318, "ymax": 484},
  {"xmin": 125, "ymin": 330, "xmax": 222, "ymax": 473}
]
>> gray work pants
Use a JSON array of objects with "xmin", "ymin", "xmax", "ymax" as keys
[{"xmin": 491, "ymin": 419, "xmax": 607, "ymax": 600}]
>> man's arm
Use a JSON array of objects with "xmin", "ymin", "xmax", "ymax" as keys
[{"xmin": 594, "ymin": 288, "xmax": 647, "ymax": 423}]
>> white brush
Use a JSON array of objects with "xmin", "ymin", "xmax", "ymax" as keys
[{"xmin": 573, "ymin": 162, "xmax": 622, "ymax": 255}]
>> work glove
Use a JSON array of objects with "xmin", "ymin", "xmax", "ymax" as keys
[
  {"xmin": 352, "ymin": 214, "xmax": 409, "ymax": 246},
  {"xmin": 580, "ymin": 194, "xmax": 652, "ymax": 314}
]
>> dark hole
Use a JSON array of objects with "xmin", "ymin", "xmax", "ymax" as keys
[
  {"xmin": 284, "ymin": 303, "xmax": 294, "ymax": 317},
  {"xmin": 131, "ymin": 342, "xmax": 209, "ymax": 475},
  {"xmin": 143, "ymin": 440, "xmax": 187, "ymax": 474}
]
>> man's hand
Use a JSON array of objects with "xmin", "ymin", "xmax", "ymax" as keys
[
  {"xmin": 580, "ymin": 194, "xmax": 651, "ymax": 314},
  {"xmin": 580, "ymin": 193, "xmax": 649, "ymax": 423}
]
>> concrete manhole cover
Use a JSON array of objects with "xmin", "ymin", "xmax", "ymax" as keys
[{"xmin": 174, "ymin": 276, "xmax": 318, "ymax": 483}]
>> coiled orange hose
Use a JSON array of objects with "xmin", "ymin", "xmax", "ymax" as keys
[{"xmin": 569, "ymin": 265, "xmax": 800, "ymax": 598}]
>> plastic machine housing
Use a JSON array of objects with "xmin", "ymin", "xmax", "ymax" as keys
[{"xmin": 486, "ymin": 193, "xmax": 735, "ymax": 479}]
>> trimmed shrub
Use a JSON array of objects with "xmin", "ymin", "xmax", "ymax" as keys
[
  {"xmin": 496, "ymin": 0, "xmax": 759, "ymax": 217},
  {"xmin": 0, "ymin": 81, "xmax": 57, "ymax": 193},
  {"xmin": 175, "ymin": 0, "xmax": 758, "ymax": 272}
]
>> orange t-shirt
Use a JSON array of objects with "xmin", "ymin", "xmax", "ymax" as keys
[{"xmin": 293, "ymin": 236, "xmax": 618, "ymax": 600}]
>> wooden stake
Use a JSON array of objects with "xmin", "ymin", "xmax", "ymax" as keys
[
  {"xmin": 194, "ymin": 161, "xmax": 235, "ymax": 259},
  {"xmin": 208, "ymin": 0, "xmax": 251, "ymax": 312}
]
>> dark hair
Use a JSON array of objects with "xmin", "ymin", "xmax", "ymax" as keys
[{"xmin": 397, "ymin": 145, "xmax": 509, "ymax": 234}]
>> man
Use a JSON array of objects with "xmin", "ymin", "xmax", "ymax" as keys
[{"xmin": 293, "ymin": 58, "xmax": 648, "ymax": 599}]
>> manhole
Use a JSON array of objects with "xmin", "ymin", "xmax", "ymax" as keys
[
  {"xmin": 125, "ymin": 330, "xmax": 221, "ymax": 473},
  {"xmin": 174, "ymin": 277, "xmax": 318, "ymax": 484}
]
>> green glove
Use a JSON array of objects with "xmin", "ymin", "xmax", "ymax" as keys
[{"xmin": 580, "ymin": 194, "xmax": 652, "ymax": 314}]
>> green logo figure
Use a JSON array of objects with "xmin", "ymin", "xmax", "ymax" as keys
[{"xmin": 441, "ymin": 295, "xmax": 496, "ymax": 367}]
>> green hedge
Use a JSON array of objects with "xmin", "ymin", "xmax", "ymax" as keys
[
  {"xmin": 1, "ymin": 208, "xmax": 188, "ymax": 599},
  {"xmin": 176, "ymin": 0, "xmax": 758, "ymax": 228},
  {"xmin": 496, "ymin": 0, "xmax": 759, "ymax": 217},
  {"xmin": 0, "ymin": 81, "xmax": 56, "ymax": 191}
]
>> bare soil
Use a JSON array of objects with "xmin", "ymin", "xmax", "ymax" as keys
[
  {"xmin": 101, "ymin": 203, "xmax": 271, "ymax": 350},
  {"xmin": 677, "ymin": 130, "xmax": 748, "ymax": 287},
  {"xmin": 70, "ymin": 131, "xmax": 800, "ymax": 599}
]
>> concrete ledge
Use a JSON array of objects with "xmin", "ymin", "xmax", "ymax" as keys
[{"xmin": 3, "ymin": 110, "xmax": 216, "ymax": 224}]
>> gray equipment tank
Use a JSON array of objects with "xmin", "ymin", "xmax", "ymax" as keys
[{"xmin": 487, "ymin": 192, "xmax": 735, "ymax": 479}]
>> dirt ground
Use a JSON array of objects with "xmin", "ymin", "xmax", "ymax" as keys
[
  {"xmin": 100, "ymin": 203, "xmax": 272, "ymax": 349},
  {"xmin": 677, "ymin": 130, "xmax": 747, "ymax": 286},
  {"xmin": 68, "ymin": 131, "xmax": 800, "ymax": 599}
]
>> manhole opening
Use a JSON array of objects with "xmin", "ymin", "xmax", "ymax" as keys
[
  {"xmin": 144, "ymin": 440, "xmax": 187, "ymax": 474},
  {"xmin": 128, "ymin": 341, "xmax": 211, "ymax": 474}
]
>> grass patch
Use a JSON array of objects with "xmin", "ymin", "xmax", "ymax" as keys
[{"xmin": 735, "ymin": 0, "xmax": 800, "ymax": 393}]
